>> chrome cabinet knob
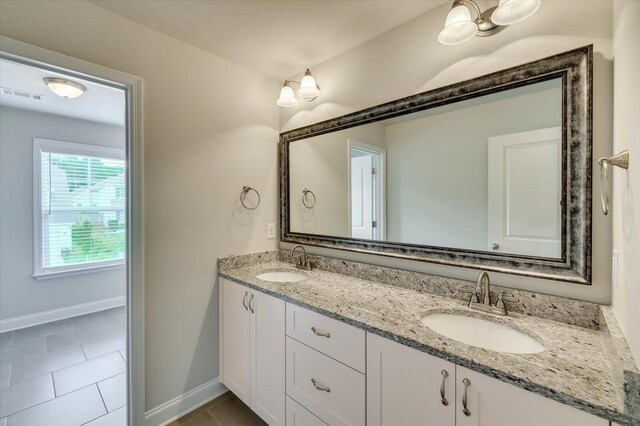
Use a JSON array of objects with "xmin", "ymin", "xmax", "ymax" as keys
[{"xmin": 491, "ymin": 243, "xmax": 500, "ymax": 250}]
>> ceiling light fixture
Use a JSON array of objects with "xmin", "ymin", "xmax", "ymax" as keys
[
  {"xmin": 438, "ymin": 0, "xmax": 541, "ymax": 45},
  {"xmin": 276, "ymin": 69, "xmax": 320, "ymax": 107},
  {"xmin": 43, "ymin": 77, "xmax": 86, "ymax": 99}
]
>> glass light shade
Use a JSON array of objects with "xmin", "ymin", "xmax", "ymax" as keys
[
  {"xmin": 438, "ymin": 5, "xmax": 478, "ymax": 45},
  {"xmin": 43, "ymin": 78, "xmax": 86, "ymax": 99},
  {"xmin": 491, "ymin": 0, "xmax": 541, "ymax": 25},
  {"xmin": 276, "ymin": 84, "xmax": 298, "ymax": 107},
  {"xmin": 297, "ymin": 71, "xmax": 320, "ymax": 101}
]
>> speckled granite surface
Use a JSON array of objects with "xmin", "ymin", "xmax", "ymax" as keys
[{"xmin": 219, "ymin": 255, "xmax": 640, "ymax": 425}]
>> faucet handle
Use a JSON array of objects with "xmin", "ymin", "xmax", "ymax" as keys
[
  {"xmin": 461, "ymin": 288, "xmax": 480, "ymax": 304},
  {"xmin": 495, "ymin": 292, "xmax": 519, "ymax": 308}
]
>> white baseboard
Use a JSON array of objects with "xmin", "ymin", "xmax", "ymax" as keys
[
  {"xmin": 0, "ymin": 296, "xmax": 126, "ymax": 333},
  {"xmin": 144, "ymin": 378, "xmax": 228, "ymax": 426}
]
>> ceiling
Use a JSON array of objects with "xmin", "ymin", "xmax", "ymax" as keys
[
  {"xmin": 0, "ymin": 59, "xmax": 125, "ymax": 126},
  {"xmin": 90, "ymin": 0, "xmax": 447, "ymax": 80}
]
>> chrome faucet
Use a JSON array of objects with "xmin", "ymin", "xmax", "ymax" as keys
[
  {"xmin": 468, "ymin": 271, "xmax": 518, "ymax": 316},
  {"xmin": 290, "ymin": 245, "xmax": 311, "ymax": 271}
]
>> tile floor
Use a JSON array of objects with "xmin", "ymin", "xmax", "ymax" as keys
[
  {"xmin": 170, "ymin": 392, "xmax": 267, "ymax": 426},
  {"xmin": 0, "ymin": 307, "xmax": 126, "ymax": 425}
]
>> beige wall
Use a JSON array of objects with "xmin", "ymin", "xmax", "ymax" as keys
[
  {"xmin": 612, "ymin": 0, "xmax": 640, "ymax": 362},
  {"xmin": 0, "ymin": 0, "xmax": 280, "ymax": 411},
  {"xmin": 280, "ymin": 0, "xmax": 613, "ymax": 304}
]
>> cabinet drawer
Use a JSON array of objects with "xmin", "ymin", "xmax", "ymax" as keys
[
  {"xmin": 286, "ymin": 396, "xmax": 327, "ymax": 426},
  {"xmin": 286, "ymin": 337, "xmax": 365, "ymax": 426},
  {"xmin": 286, "ymin": 303, "xmax": 365, "ymax": 373}
]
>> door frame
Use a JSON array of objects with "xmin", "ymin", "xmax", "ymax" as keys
[
  {"xmin": 0, "ymin": 36, "xmax": 145, "ymax": 426},
  {"xmin": 347, "ymin": 138, "xmax": 386, "ymax": 240}
]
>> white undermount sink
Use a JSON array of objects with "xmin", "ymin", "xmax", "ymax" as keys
[
  {"xmin": 255, "ymin": 270, "xmax": 307, "ymax": 283},
  {"xmin": 421, "ymin": 313, "xmax": 545, "ymax": 354}
]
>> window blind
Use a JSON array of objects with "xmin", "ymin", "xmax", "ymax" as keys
[{"xmin": 40, "ymin": 150, "xmax": 126, "ymax": 270}]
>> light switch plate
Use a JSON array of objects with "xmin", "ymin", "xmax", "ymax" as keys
[{"xmin": 267, "ymin": 223, "xmax": 276, "ymax": 239}]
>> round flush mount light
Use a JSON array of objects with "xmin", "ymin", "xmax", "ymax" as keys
[
  {"xmin": 276, "ymin": 68, "xmax": 320, "ymax": 107},
  {"xmin": 43, "ymin": 77, "xmax": 86, "ymax": 99},
  {"xmin": 491, "ymin": 0, "xmax": 541, "ymax": 25}
]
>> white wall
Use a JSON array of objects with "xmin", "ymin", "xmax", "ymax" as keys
[
  {"xmin": 612, "ymin": 0, "xmax": 640, "ymax": 362},
  {"xmin": 280, "ymin": 0, "xmax": 613, "ymax": 304},
  {"xmin": 0, "ymin": 107, "xmax": 126, "ymax": 320},
  {"xmin": 0, "ymin": 0, "xmax": 280, "ymax": 411},
  {"xmin": 290, "ymin": 123, "xmax": 385, "ymax": 236},
  {"xmin": 385, "ymin": 85, "xmax": 561, "ymax": 250}
]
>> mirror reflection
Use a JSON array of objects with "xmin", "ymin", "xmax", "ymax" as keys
[{"xmin": 289, "ymin": 78, "xmax": 563, "ymax": 259}]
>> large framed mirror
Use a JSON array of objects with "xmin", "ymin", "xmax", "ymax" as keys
[{"xmin": 280, "ymin": 46, "xmax": 592, "ymax": 285}]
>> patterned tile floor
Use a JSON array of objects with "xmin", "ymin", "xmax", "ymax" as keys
[
  {"xmin": 170, "ymin": 392, "xmax": 267, "ymax": 426},
  {"xmin": 0, "ymin": 307, "xmax": 126, "ymax": 425}
]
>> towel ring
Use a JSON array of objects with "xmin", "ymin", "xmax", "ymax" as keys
[
  {"xmin": 598, "ymin": 150, "xmax": 629, "ymax": 215},
  {"xmin": 302, "ymin": 188, "xmax": 316, "ymax": 209},
  {"xmin": 240, "ymin": 185, "xmax": 260, "ymax": 210}
]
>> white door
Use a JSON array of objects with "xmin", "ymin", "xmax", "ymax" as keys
[
  {"xmin": 367, "ymin": 333, "xmax": 455, "ymax": 426},
  {"xmin": 220, "ymin": 279, "xmax": 251, "ymax": 405},
  {"xmin": 456, "ymin": 366, "xmax": 607, "ymax": 426},
  {"xmin": 488, "ymin": 127, "xmax": 562, "ymax": 258},
  {"xmin": 251, "ymin": 291, "xmax": 285, "ymax": 426},
  {"xmin": 351, "ymin": 153, "xmax": 373, "ymax": 239}
]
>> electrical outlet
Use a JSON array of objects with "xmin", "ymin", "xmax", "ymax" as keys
[
  {"xmin": 612, "ymin": 249, "xmax": 618, "ymax": 287},
  {"xmin": 267, "ymin": 223, "xmax": 276, "ymax": 239}
]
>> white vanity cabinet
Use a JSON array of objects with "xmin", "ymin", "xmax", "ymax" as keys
[
  {"xmin": 219, "ymin": 278, "xmax": 285, "ymax": 426},
  {"xmin": 455, "ymin": 366, "xmax": 607, "ymax": 426},
  {"xmin": 367, "ymin": 333, "xmax": 455, "ymax": 426},
  {"xmin": 367, "ymin": 333, "xmax": 607, "ymax": 426}
]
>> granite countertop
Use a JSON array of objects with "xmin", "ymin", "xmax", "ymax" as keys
[{"xmin": 219, "ymin": 259, "xmax": 639, "ymax": 425}]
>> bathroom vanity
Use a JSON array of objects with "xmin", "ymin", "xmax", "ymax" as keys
[{"xmin": 218, "ymin": 252, "xmax": 639, "ymax": 426}]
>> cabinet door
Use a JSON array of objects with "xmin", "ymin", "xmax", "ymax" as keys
[
  {"xmin": 286, "ymin": 396, "xmax": 327, "ymax": 426},
  {"xmin": 220, "ymin": 279, "xmax": 251, "ymax": 406},
  {"xmin": 250, "ymin": 291, "xmax": 285, "ymax": 426},
  {"xmin": 367, "ymin": 333, "xmax": 455, "ymax": 426},
  {"xmin": 455, "ymin": 366, "xmax": 607, "ymax": 426}
]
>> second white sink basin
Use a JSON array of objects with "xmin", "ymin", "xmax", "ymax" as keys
[
  {"xmin": 256, "ymin": 270, "xmax": 307, "ymax": 283},
  {"xmin": 421, "ymin": 313, "xmax": 545, "ymax": 354}
]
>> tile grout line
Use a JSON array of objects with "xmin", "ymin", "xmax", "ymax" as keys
[{"xmin": 95, "ymin": 382, "xmax": 109, "ymax": 414}]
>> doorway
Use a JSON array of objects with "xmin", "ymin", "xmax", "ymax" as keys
[
  {"xmin": 0, "ymin": 37, "xmax": 143, "ymax": 425},
  {"xmin": 348, "ymin": 139, "xmax": 386, "ymax": 240}
]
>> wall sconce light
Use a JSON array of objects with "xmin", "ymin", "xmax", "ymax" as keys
[
  {"xmin": 276, "ymin": 69, "xmax": 320, "ymax": 107},
  {"xmin": 43, "ymin": 77, "xmax": 87, "ymax": 99},
  {"xmin": 438, "ymin": 0, "xmax": 541, "ymax": 45}
]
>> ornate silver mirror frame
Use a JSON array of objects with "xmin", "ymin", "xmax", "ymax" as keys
[{"xmin": 280, "ymin": 45, "xmax": 592, "ymax": 285}]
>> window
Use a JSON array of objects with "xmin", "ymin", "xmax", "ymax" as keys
[{"xmin": 34, "ymin": 138, "xmax": 126, "ymax": 278}]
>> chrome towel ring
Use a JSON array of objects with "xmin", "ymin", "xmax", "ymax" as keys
[
  {"xmin": 302, "ymin": 188, "xmax": 316, "ymax": 208},
  {"xmin": 240, "ymin": 185, "xmax": 260, "ymax": 210},
  {"xmin": 598, "ymin": 150, "xmax": 629, "ymax": 215}
]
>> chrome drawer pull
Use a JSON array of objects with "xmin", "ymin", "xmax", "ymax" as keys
[
  {"xmin": 462, "ymin": 378, "xmax": 471, "ymax": 416},
  {"xmin": 311, "ymin": 378, "xmax": 330, "ymax": 393},
  {"xmin": 311, "ymin": 327, "xmax": 330, "ymax": 338},
  {"xmin": 248, "ymin": 294, "xmax": 255, "ymax": 313},
  {"xmin": 440, "ymin": 370, "xmax": 449, "ymax": 406},
  {"xmin": 242, "ymin": 291, "xmax": 248, "ymax": 311}
]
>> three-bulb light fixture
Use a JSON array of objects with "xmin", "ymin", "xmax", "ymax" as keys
[
  {"xmin": 276, "ymin": 68, "xmax": 320, "ymax": 107},
  {"xmin": 439, "ymin": 0, "xmax": 541, "ymax": 45}
]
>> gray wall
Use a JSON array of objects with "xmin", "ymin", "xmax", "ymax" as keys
[
  {"xmin": 385, "ymin": 85, "xmax": 561, "ymax": 250},
  {"xmin": 611, "ymin": 0, "xmax": 640, "ymax": 362},
  {"xmin": 280, "ymin": 0, "xmax": 613, "ymax": 304},
  {"xmin": 290, "ymin": 123, "xmax": 385, "ymax": 237},
  {"xmin": 0, "ymin": 0, "xmax": 280, "ymax": 411},
  {"xmin": 0, "ymin": 106, "xmax": 126, "ymax": 320}
]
